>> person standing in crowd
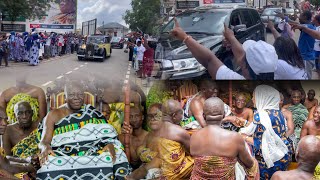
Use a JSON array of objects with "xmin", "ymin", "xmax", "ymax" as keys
[
  {"xmin": 314, "ymin": 15, "xmax": 320, "ymax": 75},
  {"xmin": 223, "ymin": 85, "xmax": 293, "ymax": 179},
  {"xmin": 0, "ymin": 35, "xmax": 9, "ymax": 67},
  {"xmin": 29, "ymin": 33, "xmax": 40, "ymax": 66},
  {"xmin": 57, "ymin": 34, "xmax": 64, "ymax": 56},
  {"xmin": 8, "ymin": 32, "xmax": 15, "ymax": 61},
  {"xmin": 142, "ymin": 38, "xmax": 155, "ymax": 81},
  {"xmin": 44, "ymin": 33, "xmax": 52, "ymax": 58},
  {"xmin": 297, "ymin": 11, "xmax": 316, "ymax": 79},
  {"xmin": 135, "ymin": 40, "xmax": 146, "ymax": 77}
]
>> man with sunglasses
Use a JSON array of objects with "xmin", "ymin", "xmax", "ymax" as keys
[{"xmin": 3, "ymin": 101, "xmax": 39, "ymax": 159}]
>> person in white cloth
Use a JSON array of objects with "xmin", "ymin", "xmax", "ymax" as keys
[{"xmin": 222, "ymin": 85, "xmax": 293, "ymax": 179}]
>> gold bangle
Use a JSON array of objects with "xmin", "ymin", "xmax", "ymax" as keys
[{"xmin": 183, "ymin": 35, "xmax": 191, "ymax": 43}]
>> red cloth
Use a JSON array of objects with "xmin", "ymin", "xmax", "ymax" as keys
[{"xmin": 142, "ymin": 48, "xmax": 154, "ymax": 77}]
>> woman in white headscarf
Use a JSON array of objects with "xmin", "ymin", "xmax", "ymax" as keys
[{"xmin": 223, "ymin": 85, "xmax": 293, "ymax": 179}]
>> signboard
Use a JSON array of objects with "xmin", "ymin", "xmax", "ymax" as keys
[
  {"xmin": 203, "ymin": 0, "xmax": 214, "ymax": 4},
  {"xmin": 176, "ymin": 1, "xmax": 200, "ymax": 9},
  {"xmin": 214, "ymin": 0, "xmax": 245, "ymax": 3},
  {"xmin": 1, "ymin": 24, "xmax": 26, "ymax": 32},
  {"xmin": 82, "ymin": 19, "xmax": 97, "ymax": 36},
  {"xmin": 2, "ymin": 12, "xmax": 26, "ymax": 22},
  {"xmin": 28, "ymin": 0, "xmax": 77, "ymax": 33}
]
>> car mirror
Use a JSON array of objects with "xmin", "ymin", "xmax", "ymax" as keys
[{"xmin": 233, "ymin": 24, "xmax": 247, "ymax": 33}]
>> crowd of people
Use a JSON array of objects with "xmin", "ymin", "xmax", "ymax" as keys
[
  {"xmin": 169, "ymin": 9, "xmax": 320, "ymax": 80},
  {"xmin": 0, "ymin": 77, "xmax": 319, "ymax": 179},
  {"xmin": 0, "ymin": 29, "xmax": 83, "ymax": 67}
]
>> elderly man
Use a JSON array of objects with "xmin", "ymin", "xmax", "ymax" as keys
[
  {"xmin": 301, "ymin": 105, "xmax": 320, "ymax": 138},
  {"xmin": 0, "ymin": 76, "xmax": 46, "ymax": 124},
  {"xmin": 304, "ymin": 89, "xmax": 318, "ymax": 112},
  {"xmin": 271, "ymin": 135, "xmax": 320, "ymax": 180},
  {"xmin": 3, "ymin": 101, "xmax": 39, "ymax": 159},
  {"xmin": 38, "ymin": 82, "xmax": 131, "ymax": 179},
  {"xmin": 156, "ymin": 99, "xmax": 194, "ymax": 179},
  {"xmin": 190, "ymin": 97, "xmax": 258, "ymax": 179},
  {"xmin": 0, "ymin": 107, "xmax": 39, "ymax": 179},
  {"xmin": 232, "ymin": 93, "xmax": 253, "ymax": 122}
]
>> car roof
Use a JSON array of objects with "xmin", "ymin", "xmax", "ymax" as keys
[{"xmin": 194, "ymin": 4, "xmax": 255, "ymax": 11}]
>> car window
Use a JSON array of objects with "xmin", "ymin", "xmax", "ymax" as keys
[
  {"xmin": 106, "ymin": 37, "xmax": 110, "ymax": 43},
  {"xmin": 250, "ymin": 9, "xmax": 261, "ymax": 25},
  {"xmin": 240, "ymin": 10, "xmax": 254, "ymax": 28},
  {"xmin": 230, "ymin": 12, "xmax": 242, "ymax": 27}
]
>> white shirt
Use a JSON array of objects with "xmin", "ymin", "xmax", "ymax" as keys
[
  {"xmin": 216, "ymin": 65, "xmax": 246, "ymax": 80},
  {"xmin": 136, "ymin": 45, "xmax": 146, "ymax": 61},
  {"xmin": 45, "ymin": 37, "xmax": 51, "ymax": 46},
  {"xmin": 314, "ymin": 26, "xmax": 320, "ymax": 51},
  {"xmin": 275, "ymin": 60, "xmax": 308, "ymax": 80}
]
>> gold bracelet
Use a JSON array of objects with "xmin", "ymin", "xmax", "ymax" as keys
[{"xmin": 183, "ymin": 35, "xmax": 191, "ymax": 43}]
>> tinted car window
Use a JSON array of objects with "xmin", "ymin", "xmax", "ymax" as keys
[
  {"xmin": 162, "ymin": 10, "xmax": 229, "ymax": 35},
  {"xmin": 262, "ymin": 8, "xmax": 281, "ymax": 15},
  {"xmin": 250, "ymin": 10, "xmax": 261, "ymax": 25},
  {"xmin": 240, "ymin": 10, "xmax": 254, "ymax": 28},
  {"xmin": 230, "ymin": 12, "xmax": 242, "ymax": 26}
]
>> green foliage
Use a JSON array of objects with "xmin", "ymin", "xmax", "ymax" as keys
[
  {"xmin": 0, "ymin": 0, "xmax": 51, "ymax": 22},
  {"xmin": 310, "ymin": 0, "xmax": 319, "ymax": 7},
  {"xmin": 146, "ymin": 81, "xmax": 173, "ymax": 110},
  {"xmin": 123, "ymin": 0, "xmax": 161, "ymax": 34}
]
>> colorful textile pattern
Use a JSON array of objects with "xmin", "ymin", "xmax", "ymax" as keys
[
  {"xmin": 158, "ymin": 138, "xmax": 194, "ymax": 180},
  {"xmin": 315, "ymin": 136, "xmax": 320, "ymax": 179},
  {"xmin": 190, "ymin": 156, "xmax": 237, "ymax": 180},
  {"xmin": 12, "ymin": 129, "xmax": 40, "ymax": 159},
  {"xmin": 36, "ymin": 104, "xmax": 131, "ymax": 180},
  {"xmin": 108, "ymin": 103, "xmax": 134, "ymax": 135},
  {"xmin": 288, "ymin": 103, "xmax": 309, "ymax": 140},
  {"xmin": 6, "ymin": 93, "xmax": 39, "ymax": 124},
  {"xmin": 252, "ymin": 110, "xmax": 293, "ymax": 180},
  {"xmin": 137, "ymin": 147, "xmax": 158, "ymax": 163},
  {"xmin": 29, "ymin": 41, "xmax": 39, "ymax": 65}
]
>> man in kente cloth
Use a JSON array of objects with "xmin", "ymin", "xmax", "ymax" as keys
[
  {"xmin": 190, "ymin": 97, "xmax": 259, "ymax": 179},
  {"xmin": 0, "ymin": 107, "xmax": 40, "ymax": 180},
  {"xmin": 271, "ymin": 135, "xmax": 320, "ymax": 180},
  {"xmin": 157, "ymin": 99, "xmax": 194, "ymax": 180},
  {"xmin": 286, "ymin": 90, "xmax": 309, "ymax": 145},
  {"xmin": 0, "ymin": 76, "xmax": 47, "ymax": 124},
  {"xmin": 38, "ymin": 82, "xmax": 131, "ymax": 179},
  {"xmin": 3, "ymin": 101, "xmax": 39, "ymax": 159}
]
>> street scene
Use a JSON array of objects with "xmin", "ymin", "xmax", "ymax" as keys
[{"xmin": 0, "ymin": 0, "xmax": 320, "ymax": 179}]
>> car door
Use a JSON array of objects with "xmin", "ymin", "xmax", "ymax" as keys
[{"xmin": 240, "ymin": 9, "xmax": 265, "ymax": 42}]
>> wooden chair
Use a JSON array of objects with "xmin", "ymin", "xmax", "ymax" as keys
[{"xmin": 176, "ymin": 81, "xmax": 198, "ymax": 107}]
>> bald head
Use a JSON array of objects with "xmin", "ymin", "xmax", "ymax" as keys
[
  {"xmin": 203, "ymin": 97, "xmax": 225, "ymax": 123},
  {"xmin": 162, "ymin": 99, "xmax": 181, "ymax": 115},
  {"xmin": 296, "ymin": 135, "xmax": 320, "ymax": 168}
]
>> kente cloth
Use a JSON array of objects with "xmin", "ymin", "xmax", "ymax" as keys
[
  {"xmin": 108, "ymin": 103, "xmax": 134, "ymax": 135},
  {"xmin": 288, "ymin": 103, "xmax": 309, "ymax": 140},
  {"xmin": 36, "ymin": 104, "xmax": 131, "ymax": 180},
  {"xmin": 12, "ymin": 129, "xmax": 40, "ymax": 159},
  {"xmin": 190, "ymin": 156, "xmax": 237, "ymax": 180},
  {"xmin": 251, "ymin": 110, "xmax": 292, "ymax": 180},
  {"xmin": 137, "ymin": 147, "xmax": 158, "ymax": 163},
  {"xmin": 158, "ymin": 138, "xmax": 194, "ymax": 180},
  {"xmin": 6, "ymin": 93, "xmax": 39, "ymax": 124}
]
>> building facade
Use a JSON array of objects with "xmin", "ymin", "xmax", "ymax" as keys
[{"xmin": 97, "ymin": 22, "xmax": 129, "ymax": 37}]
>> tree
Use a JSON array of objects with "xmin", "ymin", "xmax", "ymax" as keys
[
  {"xmin": 310, "ymin": 0, "xmax": 319, "ymax": 8},
  {"xmin": 123, "ymin": 0, "xmax": 161, "ymax": 35},
  {"xmin": 0, "ymin": 0, "xmax": 51, "ymax": 22}
]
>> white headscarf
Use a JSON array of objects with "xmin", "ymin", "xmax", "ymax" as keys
[{"xmin": 240, "ymin": 85, "xmax": 288, "ymax": 168}]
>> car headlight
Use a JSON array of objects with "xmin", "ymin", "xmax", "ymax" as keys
[
  {"xmin": 161, "ymin": 60, "xmax": 174, "ymax": 70},
  {"xmin": 172, "ymin": 58, "xmax": 202, "ymax": 71}
]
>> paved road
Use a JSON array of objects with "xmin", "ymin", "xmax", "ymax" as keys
[{"xmin": 0, "ymin": 49, "xmax": 131, "ymax": 92}]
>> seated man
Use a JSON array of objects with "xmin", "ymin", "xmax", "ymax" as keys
[
  {"xmin": 119, "ymin": 106, "xmax": 148, "ymax": 170},
  {"xmin": 158, "ymin": 99, "xmax": 194, "ymax": 179},
  {"xmin": 190, "ymin": 97, "xmax": 258, "ymax": 179},
  {"xmin": 304, "ymin": 89, "xmax": 318, "ymax": 112},
  {"xmin": 125, "ymin": 103, "xmax": 163, "ymax": 180},
  {"xmin": 3, "ymin": 101, "xmax": 39, "ymax": 159},
  {"xmin": 38, "ymin": 82, "xmax": 131, "ymax": 180},
  {"xmin": 0, "ymin": 76, "xmax": 46, "ymax": 124},
  {"xmin": 232, "ymin": 93, "xmax": 253, "ymax": 123},
  {"xmin": 271, "ymin": 135, "xmax": 320, "ymax": 180},
  {"xmin": 0, "ymin": 107, "xmax": 39, "ymax": 179}
]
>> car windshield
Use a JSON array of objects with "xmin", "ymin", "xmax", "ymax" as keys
[
  {"xmin": 161, "ymin": 10, "xmax": 229, "ymax": 35},
  {"xmin": 111, "ymin": 37, "xmax": 121, "ymax": 42},
  {"xmin": 262, "ymin": 8, "xmax": 281, "ymax": 15},
  {"xmin": 87, "ymin": 37, "xmax": 104, "ymax": 44}
]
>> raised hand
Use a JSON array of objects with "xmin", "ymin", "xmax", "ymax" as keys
[
  {"xmin": 223, "ymin": 24, "xmax": 235, "ymax": 41},
  {"xmin": 171, "ymin": 18, "xmax": 188, "ymax": 41},
  {"xmin": 267, "ymin": 21, "xmax": 276, "ymax": 30}
]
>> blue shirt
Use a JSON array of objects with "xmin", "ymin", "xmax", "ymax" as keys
[{"xmin": 298, "ymin": 24, "xmax": 316, "ymax": 60}]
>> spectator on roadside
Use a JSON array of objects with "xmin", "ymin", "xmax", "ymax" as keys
[
  {"xmin": 0, "ymin": 35, "xmax": 9, "ymax": 67},
  {"xmin": 314, "ymin": 15, "xmax": 320, "ymax": 74}
]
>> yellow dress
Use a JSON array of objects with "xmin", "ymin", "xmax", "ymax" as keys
[
  {"xmin": 6, "ymin": 93, "xmax": 39, "ymax": 124},
  {"xmin": 158, "ymin": 138, "xmax": 194, "ymax": 180}
]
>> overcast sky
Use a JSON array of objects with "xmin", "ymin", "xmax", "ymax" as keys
[{"xmin": 77, "ymin": 0, "xmax": 131, "ymax": 29}]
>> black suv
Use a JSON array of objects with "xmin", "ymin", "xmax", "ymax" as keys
[{"xmin": 156, "ymin": 5, "xmax": 266, "ymax": 80}]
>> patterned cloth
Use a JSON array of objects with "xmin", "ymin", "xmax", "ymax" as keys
[
  {"xmin": 142, "ymin": 48, "xmax": 154, "ymax": 77},
  {"xmin": 6, "ymin": 93, "xmax": 39, "ymax": 124},
  {"xmin": 137, "ymin": 147, "xmax": 158, "ymax": 164},
  {"xmin": 315, "ymin": 136, "xmax": 320, "ymax": 179},
  {"xmin": 252, "ymin": 110, "xmax": 293, "ymax": 180},
  {"xmin": 158, "ymin": 138, "xmax": 194, "ymax": 180},
  {"xmin": 36, "ymin": 104, "xmax": 131, "ymax": 180},
  {"xmin": 29, "ymin": 41, "xmax": 39, "ymax": 65},
  {"xmin": 108, "ymin": 103, "xmax": 134, "ymax": 135},
  {"xmin": 12, "ymin": 129, "xmax": 40, "ymax": 159},
  {"xmin": 288, "ymin": 103, "xmax": 309, "ymax": 141}
]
